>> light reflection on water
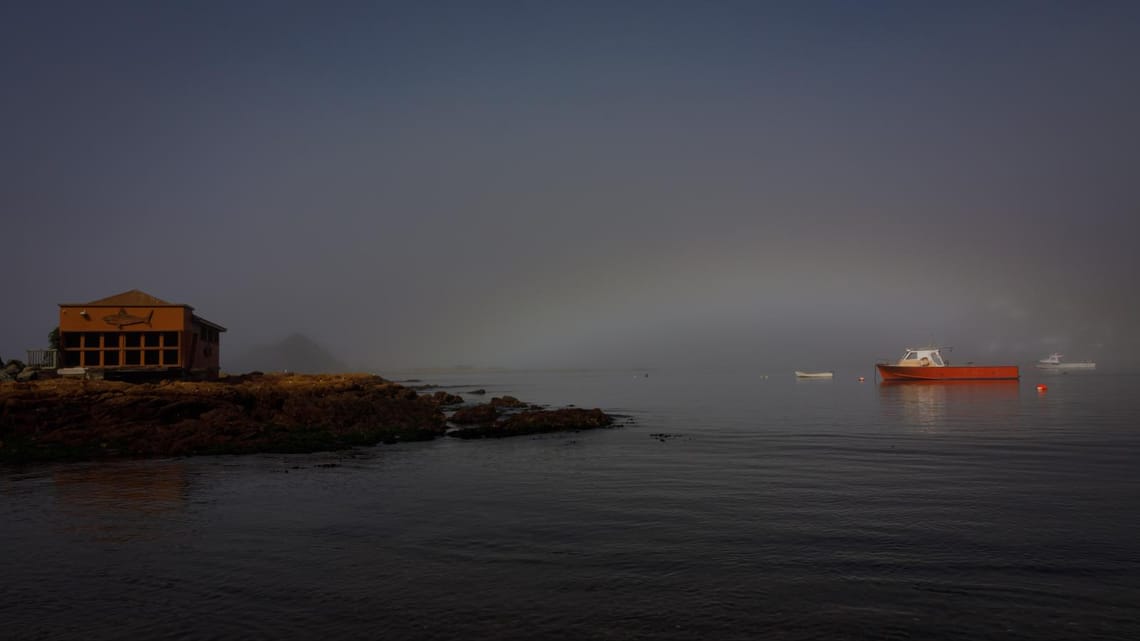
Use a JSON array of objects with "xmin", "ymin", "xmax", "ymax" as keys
[
  {"xmin": 51, "ymin": 462, "xmax": 189, "ymax": 542},
  {"xmin": 878, "ymin": 381, "xmax": 1021, "ymax": 430}
]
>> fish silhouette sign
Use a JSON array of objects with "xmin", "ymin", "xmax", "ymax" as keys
[{"xmin": 102, "ymin": 308, "xmax": 154, "ymax": 328}]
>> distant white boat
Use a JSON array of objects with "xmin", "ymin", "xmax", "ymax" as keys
[
  {"xmin": 1036, "ymin": 353, "xmax": 1095, "ymax": 370},
  {"xmin": 795, "ymin": 371, "xmax": 834, "ymax": 379}
]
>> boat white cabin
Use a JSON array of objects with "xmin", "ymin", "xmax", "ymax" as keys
[{"xmin": 893, "ymin": 347, "xmax": 948, "ymax": 368}]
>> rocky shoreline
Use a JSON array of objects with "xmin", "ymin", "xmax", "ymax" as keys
[{"xmin": 0, "ymin": 372, "xmax": 615, "ymax": 463}]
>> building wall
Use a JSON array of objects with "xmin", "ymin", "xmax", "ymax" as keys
[
  {"xmin": 187, "ymin": 320, "xmax": 222, "ymax": 372},
  {"xmin": 58, "ymin": 305, "xmax": 194, "ymax": 369},
  {"xmin": 59, "ymin": 305, "xmax": 190, "ymax": 333}
]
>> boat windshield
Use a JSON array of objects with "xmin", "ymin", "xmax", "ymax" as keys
[{"xmin": 901, "ymin": 349, "xmax": 946, "ymax": 366}]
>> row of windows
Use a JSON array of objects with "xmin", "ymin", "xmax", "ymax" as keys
[
  {"xmin": 59, "ymin": 329, "xmax": 221, "ymax": 368},
  {"xmin": 63, "ymin": 332, "xmax": 180, "ymax": 349},
  {"xmin": 62, "ymin": 331, "xmax": 220, "ymax": 349},
  {"xmin": 62, "ymin": 349, "xmax": 180, "ymax": 368}
]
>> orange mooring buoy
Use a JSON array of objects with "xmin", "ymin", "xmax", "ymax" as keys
[{"xmin": 1036, "ymin": 384, "xmax": 1048, "ymax": 392}]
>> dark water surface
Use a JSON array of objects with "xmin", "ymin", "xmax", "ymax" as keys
[{"xmin": 3, "ymin": 370, "xmax": 1139, "ymax": 640}]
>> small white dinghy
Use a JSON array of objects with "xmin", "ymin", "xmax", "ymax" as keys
[{"xmin": 795, "ymin": 371, "xmax": 834, "ymax": 379}]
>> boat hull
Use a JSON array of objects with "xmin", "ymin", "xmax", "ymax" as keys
[
  {"xmin": 876, "ymin": 364, "xmax": 1019, "ymax": 381},
  {"xmin": 795, "ymin": 371, "xmax": 833, "ymax": 379},
  {"xmin": 1036, "ymin": 363, "xmax": 1095, "ymax": 370}
]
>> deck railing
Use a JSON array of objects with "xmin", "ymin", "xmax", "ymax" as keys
[{"xmin": 26, "ymin": 349, "xmax": 59, "ymax": 369}]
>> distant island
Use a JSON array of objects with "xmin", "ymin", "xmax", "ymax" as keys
[
  {"xmin": 227, "ymin": 333, "xmax": 349, "ymax": 374},
  {"xmin": 0, "ymin": 373, "xmax": 615, "ymax": 463}
]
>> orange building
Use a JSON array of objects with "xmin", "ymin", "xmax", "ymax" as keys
[{"xmin": 58, "ymin": 289, "xmax": 226, "ymax": 376}]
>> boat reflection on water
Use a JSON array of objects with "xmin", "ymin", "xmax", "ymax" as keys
[
  {"xmin": 878, "ymin": 380, "xmax": 1021, "ymax": 429},
  {"xmin": 52, "ymin": 462, "xmax": 189, "ymax": 542}
]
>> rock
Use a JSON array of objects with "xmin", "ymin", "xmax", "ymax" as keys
[
  {"xmin": 15, "ymin": 368, "xmax": 38, "ymax": 382},
  {"xmin": 3, "ymin": 361, "xmax": 23, "ymax": 377},
  {"xmin": 155, "ymin": 400, "xmax": 213, "ymax": 423},
  {"xmin": 450, "ymin": 403, "xmax": 498, "ymax": 425},
  {"xmin": 0, "ymin": 374, "xmax": 447, "ymax": 462},
  {"xmin": 0, "ymin": 374, "xmax": 616, "ymax": 462},
  {"xmin": 489, "ymin": 395, "xmax": 526, "ymax": 408},
  {"xmin": 418, "ymin": 390, "xmax": 464, "ymax": 407},
  {"xmin": 450, "ymin": 408, "xmax": 613, "ymax": 439},
  {"xmin": 0, "ymin": 371, "xmax": 13, "ymax": 383},
  {"xmin": 499, "ymin": 408, "xmax": 613, "ymax": 432},
  {"xmin": 467, "ymin": 388, "xmax": 486, "ymax": 395}
]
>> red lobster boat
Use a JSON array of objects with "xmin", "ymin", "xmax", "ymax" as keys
[{"xmin": 876, "ymin": 347, "xmax": 1019, "ymax": 381}]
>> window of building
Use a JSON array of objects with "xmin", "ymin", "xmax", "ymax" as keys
[
  {"xmin": 103, "ymin": 333, "xmax": 120, "ymax": 349},
  {"xmin": 144, "ymin": 332, "xmax": 160, "ymax": 348},
  {"xmin": 84, "ymin": 333, "xmax": 102, "ymax": 348},
  {"xmin": 104, "ymin": 350, "xmax": 120, "ymax": 366},
  {"xmin": 162, "ymin": 331, "xmax": 179, "ymax": 347},
  {"xmin": 125, "ymin": 333, "xmax": 141, "ymax": 348},
  {"xmin": 162, "ymin": 349, "xmax": 179, "ymax": 366},
  {"xmin": 64, "ymin": 333, "xmax": 81, "ymax": 348},
  {"xmin": 144, "ymin": 350, "xmax": 160, "ymax": 366},
  {"xmin": 125, "ymin": 350, "xmax": 141, "ymax": 366},
  {"xmin": 83, "ymin": 351, "xmax": 101, "ymax": 367}
]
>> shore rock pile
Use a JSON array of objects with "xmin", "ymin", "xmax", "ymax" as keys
[
  {"xmin": 0, "ymin": 359, "xmax": 43, "ymax": 383},
  {"xmin": 448, "ymin": 406, "xmax": 613, "ymax": 439},
  {"xmin": 0, "ymin": 373, "xmax": 615, "ymax": 462},
  {"xmin": 446, "ymin": 393, "xmax": 613, "ymax": 439}
]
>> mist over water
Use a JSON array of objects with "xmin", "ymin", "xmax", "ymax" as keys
[
  {"xmin": 3, "ymin": 370, "xmax": 1138, "ymax": 640},
  {"xmin": 3, "ymin": 3, "xmax": 1140, "ymax": 370}
]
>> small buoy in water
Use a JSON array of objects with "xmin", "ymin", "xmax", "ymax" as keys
[
  {"xmin": 1036, "ymin": 384, "xmax": 1048, "ymax": 392},
  {"xmin": 858, "ymin": 376, "xmax": 865, "ymax": 382}
]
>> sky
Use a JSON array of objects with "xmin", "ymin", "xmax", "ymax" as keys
[{"xmin": 3, "ymin": 1, "xmax": 1138, "ymax": 372}]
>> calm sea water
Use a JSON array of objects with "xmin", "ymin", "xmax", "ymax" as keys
[{"xmin": 3, "ymin": 369, "xmax": 1139, "ymax": 640}]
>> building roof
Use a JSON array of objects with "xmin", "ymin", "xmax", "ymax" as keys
[
  {"xmin": 193, "ymin": 315, "xmax": 228, "ymax": 332},
  {"xmin": 85, "ymin": 289, "xmax": 175, "ymax": 306},
  {"xmin": 60, "ymin": 289, "xmax": 226, "ymax": 330},
  {"xmin": 62, "ymin": 289, "xmax": 182, "ymax": 307}
]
